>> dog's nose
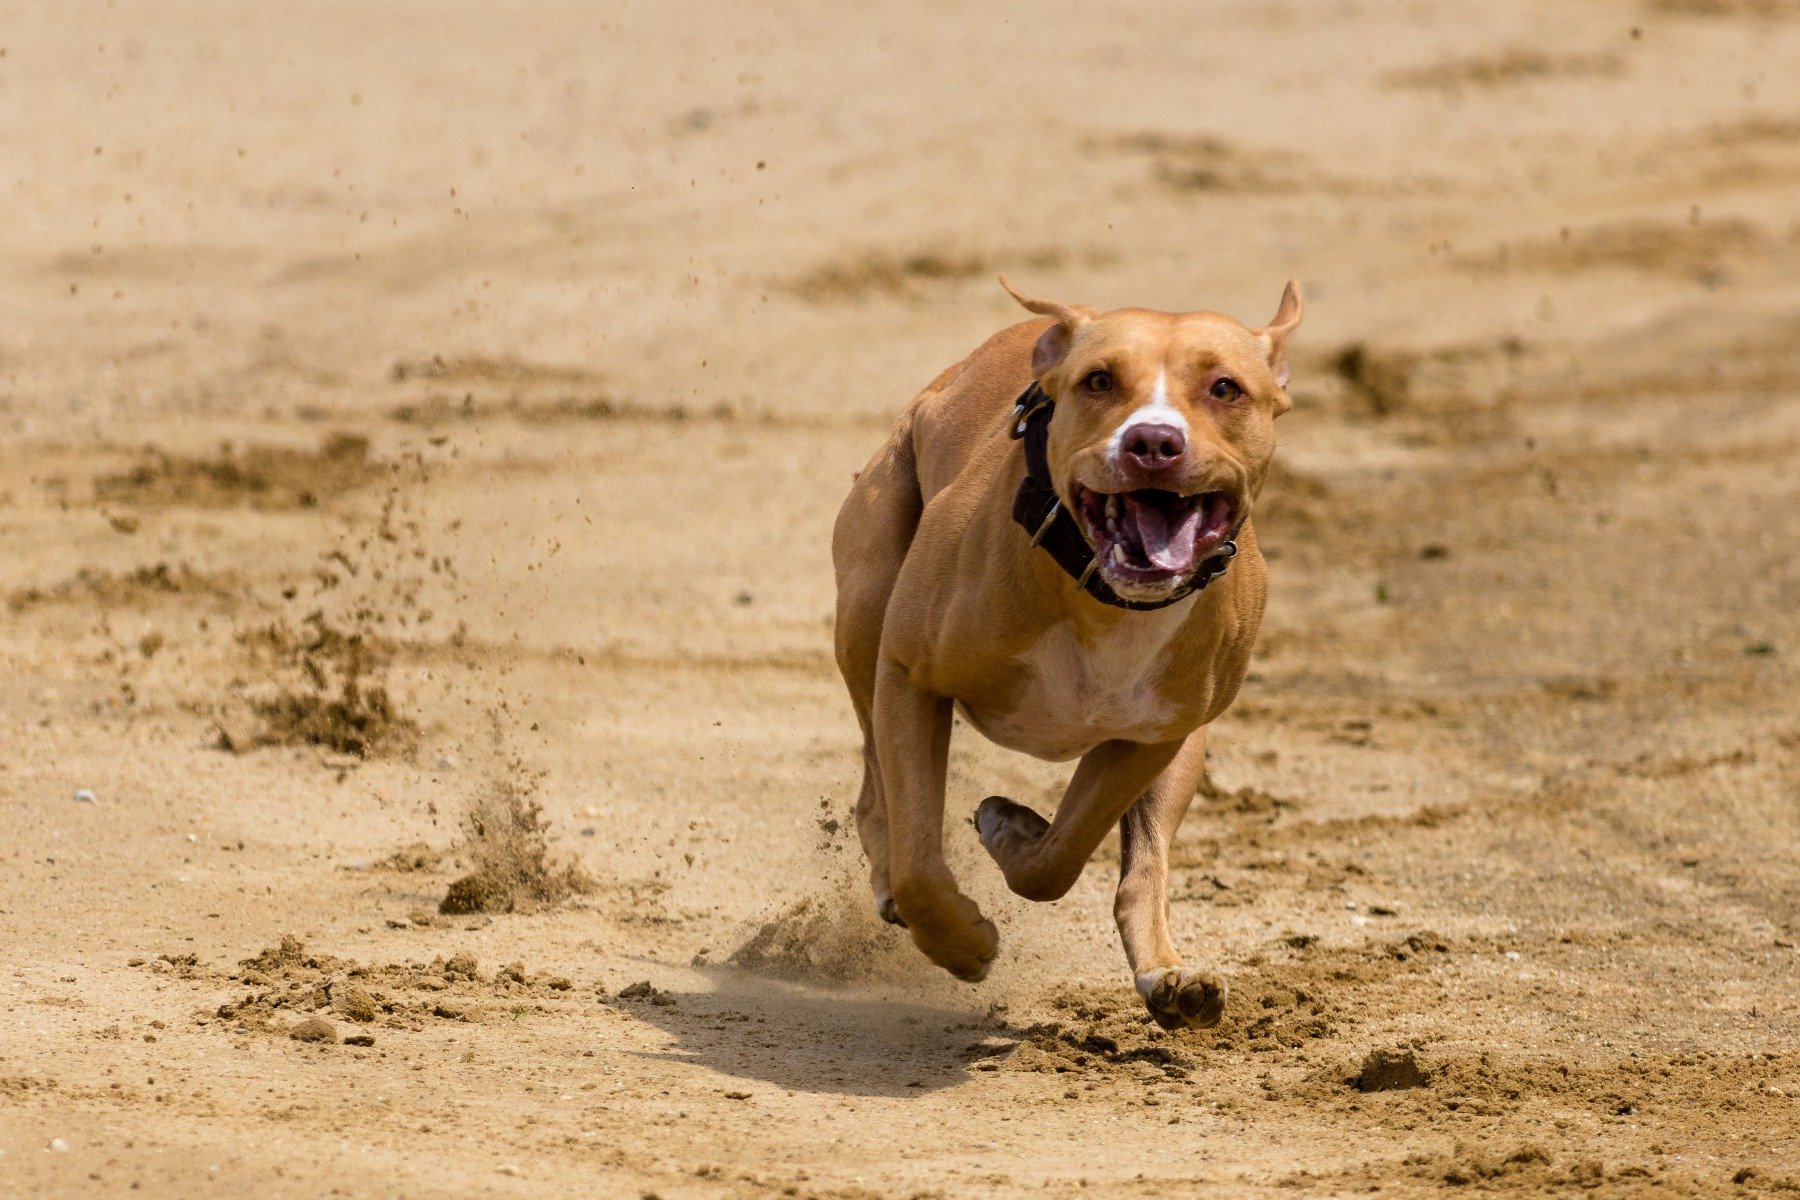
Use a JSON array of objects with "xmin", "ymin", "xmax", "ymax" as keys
[{"xmin": 1119, "ymin": 422, "xmax": 1187, "ymax": 473}]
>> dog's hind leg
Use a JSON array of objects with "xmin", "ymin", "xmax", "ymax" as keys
[
  {"xmin": 832, "ymin": 430, "xmax": 923, "ymax": 925},
  {"xmin": 849, "ymin": 747, "xmax": 899, "ymax": 923},
  {"xmin": 1113, "ymin": 733, "xmax": 1226, "ymax": 1029}
]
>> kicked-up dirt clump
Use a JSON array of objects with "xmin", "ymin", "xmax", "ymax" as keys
[
  {"xmin": 371, "ymin": 841, "xmax": 446, "ymax": 873},
  {"xmin": 727, "ymin": 895, "xmax": 896, "ymax": 986},
  {"xmin": 96, "ymin": 432, "xmax": 378, "ymax": 511},
  {"xmin": 219, "ymin": 478, "xmax": 449, "ymax": 759},
  {"xmin": 996, "ymin": 1015, "xmax": 1199, "ymax": 1082},
  {"xmin": 438, "ymin": 779, "xmax": 595, "ymax": 915},
  {"xmin": 724, "ymin": 857, "xmax": 923, "ymax": 986},
  {"xmin": 1356, "ymin": 1046, "xmax": 1431, "ymax": 1091},
  {"xmin": 206, "ymin": 936, "xmax": 588, "ymax": 1036},
  {"xmin": 228, "ymin": 611, "xmax": 417, "ymax": 757}
]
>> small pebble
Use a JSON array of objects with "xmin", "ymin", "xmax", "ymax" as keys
[
  {"xmin": 49, "ymin": 1138, "xmax": 70, "ymax": 1153},
  {"xmin": 73, "ymin": 789, "xmax": 96, "ymax": 804}
]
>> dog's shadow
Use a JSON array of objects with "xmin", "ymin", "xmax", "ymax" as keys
[{"xmin": 619, "ymin": 966, "xmax": 992, "ymax": 1097}]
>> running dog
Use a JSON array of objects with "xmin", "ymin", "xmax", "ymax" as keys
[{"xmin": 833, "ymin": 276, "xmax": 1302, "ymax": 1027}]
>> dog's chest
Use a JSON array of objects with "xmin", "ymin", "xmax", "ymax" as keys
[{"xmin": 959, "ymin": 616, "xmax": 1183, "ymax": 762}]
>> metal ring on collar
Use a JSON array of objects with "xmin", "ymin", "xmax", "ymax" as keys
[
  {"xmin": 1009, "ymin": 384, "xmax": 1051, "ymax": 439},
  {"xmin": 1029, "ymin": 500, "xmax": 1061, "ymax": 547}
]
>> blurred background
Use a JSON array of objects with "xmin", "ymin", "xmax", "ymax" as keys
[{"xmin": 2, "ymin": 2, "xmax": 1797, "ymax": 1195}]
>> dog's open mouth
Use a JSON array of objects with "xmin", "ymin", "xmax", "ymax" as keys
[{"xmin": 1074, "ymin": 486, "xmax": 1238, "ymax": 584}]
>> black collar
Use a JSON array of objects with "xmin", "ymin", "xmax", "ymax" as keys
[{"xmin": 1008, "ymin": 382, "xmax": 1238, "ymax": 612}]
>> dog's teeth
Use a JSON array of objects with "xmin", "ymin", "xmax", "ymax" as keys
[
  {"xmin": 1107, "ymin": 495, "xmax": 1121, "ymax": 521},
  {"xmin": 1112, "ymin": 544, "xmax": 1127, "ymax": 565}
]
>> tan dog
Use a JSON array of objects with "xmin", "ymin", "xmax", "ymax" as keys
[{"xmin": 832, "ymin": 276, "xmax": 1302, "ymax": 1028}]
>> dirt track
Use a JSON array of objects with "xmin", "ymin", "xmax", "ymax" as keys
[{"xmin": 3, "ymin": 2, "xmax": 1799, "ymax": 1196}]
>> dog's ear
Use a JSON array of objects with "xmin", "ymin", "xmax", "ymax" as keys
[
  {"xmin": 1256, "ymin": 280, "xmax": 1304, "ymax": 408},
  {"xmin": 999, "ymin": 275, "xmax": 1095, "ymax": 378}
]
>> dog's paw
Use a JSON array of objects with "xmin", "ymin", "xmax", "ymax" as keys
[
  {"xmin": 920, "ymin": 913, "xmax": 998, "ymax": 983},
  {"xmin": 897, "ymin": 888, "xmax": 999, "ymax": 983},
  {"xmin": 975, "ymin": 795, "xmax": 1048, "ymax": 863},
  {"xmin": 1136, "ymin": 967, "xmax": 1227, "ymax": 1030}
]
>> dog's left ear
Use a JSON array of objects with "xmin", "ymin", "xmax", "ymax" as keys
[
  {"xmin": 999, "ymin": 275, "xmax": 1096, "ymax": 378},
  {"xmin": 1256, "ymin": 280, "xmax": 1304, "ymax": 410}
]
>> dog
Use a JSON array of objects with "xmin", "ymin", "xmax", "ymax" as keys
[{"xmin": 832, "ymin": 276, "xmax": 1302, "ymax": 1027}]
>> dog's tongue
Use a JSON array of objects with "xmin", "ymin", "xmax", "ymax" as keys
[{"xmin": 1124, "ymin": 495, "xmax": 1200, "ymax": 572}]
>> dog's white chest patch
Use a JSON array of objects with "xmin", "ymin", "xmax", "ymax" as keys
[{"xmin": 961, "ymin": 614, "xmax": 1182, "ymax": 762}]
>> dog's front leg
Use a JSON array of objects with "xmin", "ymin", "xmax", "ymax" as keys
[
  {"xmin": 1114, "ymin": 733, "xmax": 1226, "ymax": 1028},
  {"xmin": 873, "ymin": 659, "xmax": 999, "ymax": 982},
  {"xmin": 975, "ymin": 738, "xmax": 1182, "ymax": 903}
]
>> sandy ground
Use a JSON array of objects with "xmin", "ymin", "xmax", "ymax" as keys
[{"xmin": 3, "ymin": 1, "xmax": 1800, "ymax": 1196}]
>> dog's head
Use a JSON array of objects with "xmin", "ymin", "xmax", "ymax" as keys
[{"xmin": 1002, "ymin": 276, "xmax": 1303, "ymax": 603}]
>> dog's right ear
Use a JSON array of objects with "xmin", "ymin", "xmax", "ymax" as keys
[{"xmin": 999, "ymin": 275, "xmax": 1095, "ymax": 378}]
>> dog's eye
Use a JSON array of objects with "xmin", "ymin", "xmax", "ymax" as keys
[
  {"xmin": 1082, "ymin": 370, "xmax": 1114, "ymax": 393},
  {"xmin": 1210, "ymin": 377, "xmax": 1244, "ymax": 403}
]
